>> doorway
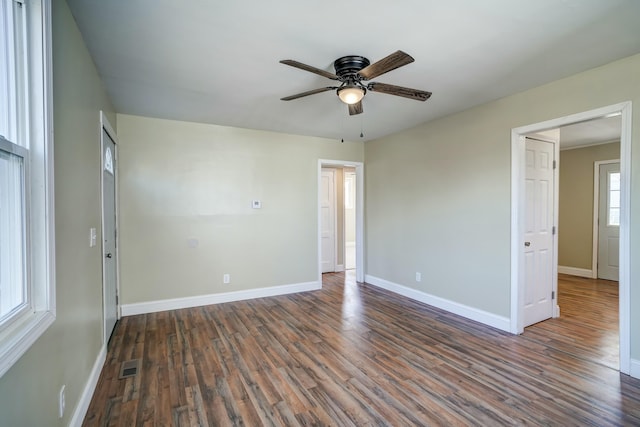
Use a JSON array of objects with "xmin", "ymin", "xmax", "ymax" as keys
[
  {"xmin": 511, "ymin": 102, "xmax": 631, "ymax": 375},
  {"xmin": 100, "ymin": 112, "xmax": 119, "ymax": 344},
  {"xmin": 318, "ymin": 160, "xmax": 364, "ymax": 284}
]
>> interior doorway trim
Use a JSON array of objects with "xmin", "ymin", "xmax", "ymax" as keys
[
  {"xmin": 318, "ymin": 160, "xmax": 364, "ymax": 284},
  {"xmin": 99, "ymin": 111, "xmax": 121, "ymax": 344},
  {"xmin": 510, "ymin": 101, "xmax": 631, "ymax": 376},
  {"xmin": 592, "ymin": 159, "xmax": 621, "ymax": 280}
]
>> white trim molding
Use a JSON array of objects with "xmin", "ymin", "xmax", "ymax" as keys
[
  {"xmin": 121, "ymin": 281, "xmax": 321, "ymax": 316},
  {"xmin": 365, "ymin": 275, "xmax": 511, "ymax": 333},
  {"xmin": 557, "ymin": 266, "xmax": 594, "ymax": 278},
  {"xmin": 69, "ymin": 345, "xmax": 107, "ymax": 427},
  {"xmin": 630, "ymin": 359, "xmax": 640, "ymax": 380}
]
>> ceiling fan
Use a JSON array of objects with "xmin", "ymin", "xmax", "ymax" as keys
[{"xmin": 279, "ymin": 50, "xmax": 431, "ymax": 116}]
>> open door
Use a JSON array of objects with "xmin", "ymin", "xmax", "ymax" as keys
[
  {"xmin": 101, "ymin": 114, "xmax": 119, "ymax": 344},
  {"xmin": 320, "ymin": 168, "xmax": 336, "ymax": 273},
  {"xmin": 523, "ymin": 137, "xmax": 556, "ymax": 327}
]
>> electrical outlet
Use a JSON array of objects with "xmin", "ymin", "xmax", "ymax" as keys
[
  {"xmin": 58, "ymin": 385, "xmax": 66, "ymax": 418},
  {"xmin": 223, "ymin": 274, "xmax": 230, "ymax": 284},
  {"xmin": 415, "ymin": 272, "xmax": 422, "ymax": 282}
]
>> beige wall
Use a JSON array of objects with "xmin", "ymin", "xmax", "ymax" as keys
[
  {"xmin": 559, "ymin": 142, "xmax": 620, "ymax": 270},
  {"xmin": 116, "ymin": 114, "xmax": 363, "ymax": 304},
  {"xmin": 365, "ymin": 53, "xmax": 640, "ymax": 359},
  {"xmin": 0, "ymin": 1, "xmax": 116, "ymax": 425}
]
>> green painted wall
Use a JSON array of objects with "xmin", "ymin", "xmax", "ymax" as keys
[
  {"xmin": 116, "ymin": 114, "xmax": 363, "ymax": 304},
  {"xmin": 0, "ymin": 1, "xmax": 116, "ymax": 425}
]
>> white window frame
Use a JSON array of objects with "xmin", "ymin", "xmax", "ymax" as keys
[{"xmin": 0, "ymin": 0, "xmax": 55, "ymax": 378}]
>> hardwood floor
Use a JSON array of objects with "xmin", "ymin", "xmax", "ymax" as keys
[
  {"xmin": 524, "ymin": 274, "xmax": 620, "ymax": 370},
  {"xmin": 83, "ymin": 272, "xmax": 640, "ymax": 426}
]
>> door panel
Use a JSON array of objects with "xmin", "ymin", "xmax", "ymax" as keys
[
  {"xmin": 320, "ymin": 169, "xmax": 336, "ymax": 273},
  {"xmin": 523, "ymin": 138, "xmax": 555, "ymax": 327},
  {"xmin": 102, "ymin": 128, "xmax": 118, "ymax": 342},
  {"xmin": 598, "ymin": 162, "xmax": 620, "ymax": 281}
]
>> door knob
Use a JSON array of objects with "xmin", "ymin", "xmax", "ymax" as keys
[
  {"xmin": 106, "ymin": 253, "xmax": 112, "ymax": 258},
  {"xmin": 524, "ymin": 242, "xmax": 531, "ymax": 247}
]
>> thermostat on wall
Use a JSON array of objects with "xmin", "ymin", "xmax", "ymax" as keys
[{"xmin": 252, "ymin": 200, "xmax": 262, "ymax": 209}]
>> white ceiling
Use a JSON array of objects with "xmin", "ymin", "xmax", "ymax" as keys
[
  {"xmin": 65, "ymin": 0, "xmax": 640, "ymax": 142},
  {"xmin": 559, "ymin": 115, "xmax": 622, "ymax": 149}
]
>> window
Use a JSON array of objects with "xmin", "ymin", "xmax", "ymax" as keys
[
  {"xmin": 0, "ymin": 139, "xmax": 29, "ymax": 324},
  {"xmin": 608, "ymin": 172, "xmax": 621, "ymax": 226},
  {"xmin": 0, "ymin": 0, "xmax": 55, "ymax": 378}
]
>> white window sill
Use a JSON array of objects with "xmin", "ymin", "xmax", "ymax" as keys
[{"xmin": 0, "ymin": 310, "xmax": 55, "ymax": 377}]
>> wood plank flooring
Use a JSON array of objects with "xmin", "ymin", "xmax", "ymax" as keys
[
  {"xmin": 83, "ymin": 272, "xmax": 640, "ymax": 426},
  {"xmin": 523, "ymin": 274, "xmax": 619, "ymax": 370}
]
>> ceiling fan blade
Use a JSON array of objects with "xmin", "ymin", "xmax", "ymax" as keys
[
  {"xmin": 357, "ymin": 50, "xmax": 415, "ymax": 80},
  {"xmin": 280, "ymin": 60, "xmax": 339, "ymax": 80},
  {"xmin": 367, "ymin": 82, "xmax": 432, "ymax": 101},
  {"xmin": 348, "ymin": 101, "xmax": 363, "ymax": 116},
  {"xmin": 281, "ymin": 87, "xmax": 338, "ymax": 101}
]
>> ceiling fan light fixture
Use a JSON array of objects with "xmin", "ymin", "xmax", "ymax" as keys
[{"xmin": 337, "ymin": 85, "xmax": 365, "ymax": 105}]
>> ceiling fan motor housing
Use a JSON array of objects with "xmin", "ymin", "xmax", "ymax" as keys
[{"xmin": 334, "ymin": 55, "xmax": 370, "ymax": 79}]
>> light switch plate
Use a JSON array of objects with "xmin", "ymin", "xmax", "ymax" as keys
[{"xmin": 89, "ymin": 228, "xmax": 97, "ymax": 247}]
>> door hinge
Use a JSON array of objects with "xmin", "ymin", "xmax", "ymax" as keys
[
  {"xmin": 553, "ymin": 160, "xmax": 557, "ymax": 169},
  {"xmin": 552, "ymin": 291, "xmax": 555, "ymax": 300},
  {"xmin": 552, "ymin": 226, "xmax": 556, "ymax": 235}
]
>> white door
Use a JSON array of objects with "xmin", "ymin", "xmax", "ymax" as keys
[
  {"xmin": 598, "ymin": 162, "xmax": 620, "ymax": 281},
  {"xmin": 344, "ymin": 171, "xmax": 356, "ymax": 270},
  {"xmin": 523, "ymin": 138, "xmax": 555, "ymax": 327},
  {"xmin": 321, "ymin": 168, "xmax": 336, "ymax": 273},
  {"xmin": 102, "ymin": 128, "xmax": 118, "ymax": 342}
]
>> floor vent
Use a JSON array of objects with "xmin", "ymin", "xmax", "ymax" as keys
[{"xmin": 119, "ymin": 359, "xmax": 141, "ymax": 379}]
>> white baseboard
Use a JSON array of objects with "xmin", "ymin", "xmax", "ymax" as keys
[
  {"xmin": 364, "ymin": 275, "xmax": 510, "ymax": 333},
  {"xmin": 335, "ymin": 264, "xmax": 345, "ymax": 272},
  {"xmin": 69, "ymin": 344, "xmax": 107, "ymax": 427},
  {"xmin": 630, "ymin": 358, "xmax": 640, "ymax": 380},
  {"xmin": 558, "ymin": 266, "xmax": 593, "ymax": 278},
  {"xmin": 121, "ymin": 281, "xmax": 321, "ymax": 316}
]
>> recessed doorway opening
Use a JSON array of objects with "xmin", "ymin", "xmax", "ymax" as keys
[
  {"xmin": 318, "ymin": 160, "xmax": 364, "ymax": 285},
  {"xmin": 511, "ymin": 102, "xmax": 631, "ymax": 375}
]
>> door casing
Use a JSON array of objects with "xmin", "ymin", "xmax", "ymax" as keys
[{"xmin": 510, "ymin": 101, "xmax": 631, "ymax": 375}]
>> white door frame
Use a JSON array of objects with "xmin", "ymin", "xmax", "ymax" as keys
[
  {"xmin": 592, "ymin": 159, "xmax": 620, "ymax": 279},
  {"xmin": 318, "ymin": 160, "xmax": 364, "ymax": 284},
  {"xmin": 100, "ymin": 111, "xmax": 121, "ymax": 344},
  {"xmin": 510, "ymin": 101, "xmax": 631, "ymax": 376}
]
